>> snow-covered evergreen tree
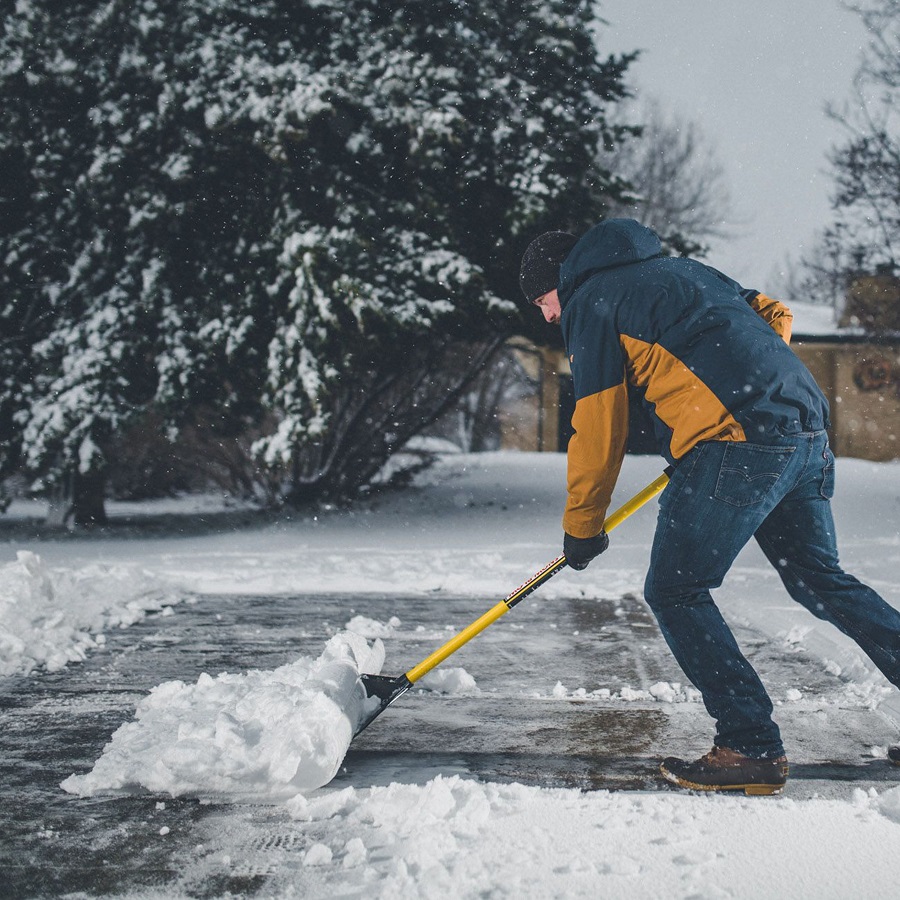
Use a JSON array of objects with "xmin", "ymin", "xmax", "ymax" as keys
[{"xmin": 1, "ymin": 0, "xmax": 633, "ymax": 516}]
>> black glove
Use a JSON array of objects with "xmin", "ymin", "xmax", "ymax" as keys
[{"xmin": 564, "ymin": 531, "xmax": 609, "ymax": 571}]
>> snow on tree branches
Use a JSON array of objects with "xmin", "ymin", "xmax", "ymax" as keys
[{"xmin": 1, "ymin": 0, "xmax": 634, "ymax": 516}]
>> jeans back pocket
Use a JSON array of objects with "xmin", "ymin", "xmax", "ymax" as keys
[{"xmin": 714, "ymin": 442, "xmax": 795, "ymax": 507}]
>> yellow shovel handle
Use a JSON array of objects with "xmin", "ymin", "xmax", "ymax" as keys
[
  {"xmin": 603, "ymin": 468, "xmax": 672, "ymax": 531},
  {"xmin": 404, "ymin": 468, "xmax": 672, "ymax": 684}
]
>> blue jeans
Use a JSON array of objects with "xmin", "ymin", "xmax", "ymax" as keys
[{"xmin": 644, "ymin": 431, "xmax": 900, "ymax": 758}]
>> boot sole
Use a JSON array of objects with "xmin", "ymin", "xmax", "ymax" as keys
[{"xmin": 660, "ymin": 764, "xmax": 785, "ymax": 796}]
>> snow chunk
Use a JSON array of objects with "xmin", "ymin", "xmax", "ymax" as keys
[
  {"xmin": 618, "ymin": 686, "xmax": 649, "ymax": 702},
  {"xmin": 345, "ymin": 614, "xmax": 401, "ymax": 639},
  {"xmin": 60, "ymin": 633, "xmax": 384, "ymax": 799},
  {"xmin": 876, "ymin": 786, "xmax": 900, "ymax": 825},
  {"xmin": 648, "ymin": 682, "xmax": 679, "ymax": 703},
  {"xmin": 342, "ymin": 837, "xmax": 367, "ymax": 868},
  {"xmin": 303, "ymin": 843, "xmax": 333, "ymax": 866},
  {"xmin": 418, "ymin": 667, "xmax": 480, "ymax": 695}
]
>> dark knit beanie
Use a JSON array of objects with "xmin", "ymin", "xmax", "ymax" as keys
[{"xmin": 519, "ymin": 231, "xmax": 578, "ymax": 302}]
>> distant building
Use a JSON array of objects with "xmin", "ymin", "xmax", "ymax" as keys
[
  {"xmin": 500, "ymin": 295, "xmax": 900, "ymax": 461},
  {"xmin": 792, "ymin": 286, "xmax": 900, "ymax": 461}
]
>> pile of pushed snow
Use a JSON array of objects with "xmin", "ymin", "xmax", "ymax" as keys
[
  {"xmin": 61, "ymin": 632, "xmax": 385, "ymax": 799},
  {"xmin": 0, "ymin": 551, "xmax": 180, "ymax": 676}
]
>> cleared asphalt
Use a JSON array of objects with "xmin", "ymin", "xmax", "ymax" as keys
[{"xmin": 2, "ymin": 588, "xmax": 898, "ymax": 897}]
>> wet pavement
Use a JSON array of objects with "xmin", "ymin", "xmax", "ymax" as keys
[{"xmin": 2, "ymin": 589, "xmax": 899, "ymax": 897}]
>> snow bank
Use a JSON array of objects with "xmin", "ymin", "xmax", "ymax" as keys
[
  {"xmin": 284, "ymin": 775, "xmax": 900, "ymax": 897},
  {"xmin": 61, "ymin": 632, "xmax": 384, "ymax": 799},
  {"xmin": 0, "ymin": 551, "xmax": 179, "ymax": 676}
]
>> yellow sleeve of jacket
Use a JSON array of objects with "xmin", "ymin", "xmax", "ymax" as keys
[
  {"xmin": 748, "ymin": 292, "xmax": 793, "ymax": 344},
  {"xmin": 563, "ymin": 381, "xmax": 630, "ymax": 538}
]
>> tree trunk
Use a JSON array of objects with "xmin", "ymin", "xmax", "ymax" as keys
[
  {"xmin": 73, "ymin": 469, "xmax": 108, "ymax": 527},
  {"xmin": 46, "ymin": 468, "xmax": 108, "ymax": 528}
]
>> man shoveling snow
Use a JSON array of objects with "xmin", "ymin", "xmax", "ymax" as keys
[
  {"xmin": 61, "ymin": 219, "xmax": 900, "ymax": 803},
  {"xmin": 518, "ymin": 218, "xmax": 900, "ymax": 794}
]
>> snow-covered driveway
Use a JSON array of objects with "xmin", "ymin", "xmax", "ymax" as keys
[
  {"xmin": 3, "ymin": 582, "xmax": 899, "ymax": 897},
  {"xmin": 3, "ymin": 451, "xmax": 900, "ymax": 896}
]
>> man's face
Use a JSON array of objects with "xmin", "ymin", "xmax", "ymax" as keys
[{"xmin": 533, "ymin": 289, "xmax": 561, "ymax": 324}]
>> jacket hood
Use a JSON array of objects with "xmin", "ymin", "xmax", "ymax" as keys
[{"xmin": 558, "ymin": 219, "xmax": 663, "ymax": 305}]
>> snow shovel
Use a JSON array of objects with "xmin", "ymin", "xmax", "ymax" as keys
[{"xmin": 355, "ymin": 467, "xmax": 673, "ymax": 736}]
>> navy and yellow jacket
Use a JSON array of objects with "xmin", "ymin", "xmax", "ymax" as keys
[{"xmin": 559, "ymin": 219, "xmax": 829, "ymax": 538}]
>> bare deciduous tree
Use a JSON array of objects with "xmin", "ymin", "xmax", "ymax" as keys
[
  {"xmin": 795, "ymin": 0, "xmax": 899, "ymax": 318},
  {"xmin": 599, "ymin": 98, "xmax": 737, "ymax": 257}
]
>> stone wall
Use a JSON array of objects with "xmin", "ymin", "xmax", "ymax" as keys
[{"xmin": 793, "ymin": 340, "xmax": 900, "ymax": 461}]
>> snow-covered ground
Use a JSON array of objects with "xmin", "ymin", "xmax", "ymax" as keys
[{"xmin": 4, "ymin": 451, "xmax": 900, "ymax": 897}]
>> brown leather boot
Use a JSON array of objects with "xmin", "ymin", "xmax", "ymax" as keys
[
  {"xmin": 889, "ymin": 746, "xmax": 900, "ymax": 766},
  {"xmin": 660, "ymin": 745, "xmax": 789, "ymax": 795}
]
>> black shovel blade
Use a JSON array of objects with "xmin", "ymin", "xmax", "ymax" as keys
[{"xmin": 354, "ymin": 673, "xmax": 413, "ymax": 736}]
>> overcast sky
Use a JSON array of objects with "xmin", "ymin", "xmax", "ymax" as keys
[{"xmin": 598, "ymin": 0, "xmax": 870, "ymax": 291}]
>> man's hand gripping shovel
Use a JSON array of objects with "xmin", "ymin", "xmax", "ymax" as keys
[{"xmin": 354, "ymin": 468, "xmax": 673, "ymax": 737}]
